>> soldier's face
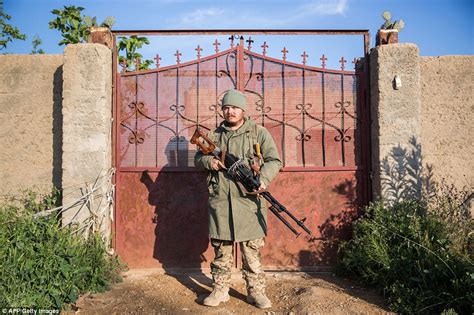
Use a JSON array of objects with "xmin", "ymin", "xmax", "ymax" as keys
[{"xmin": 222, "ymin": 106, "xmax": 245, "ymax": 126}]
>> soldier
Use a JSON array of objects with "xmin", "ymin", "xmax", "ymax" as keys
[{"xmin": 194, "ymin": 89, "xmax": 282, "ymax": 309}]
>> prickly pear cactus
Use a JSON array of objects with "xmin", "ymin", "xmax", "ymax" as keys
[{"xmin": 380, "ymin": 11, "xmax": 405, "ymax": 31}]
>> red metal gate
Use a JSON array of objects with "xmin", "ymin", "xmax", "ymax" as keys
[{"xmin": 112, "ymin": 30, "xmax": 370, "ymax": 270}]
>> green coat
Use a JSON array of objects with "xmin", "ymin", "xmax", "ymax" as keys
[{"xmin": 194, "ymin": 117, "xmax": 282, "ymax": 241}]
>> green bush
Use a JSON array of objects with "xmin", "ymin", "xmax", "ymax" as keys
[
  {"xmin": 338, "ymin": 190, "xmax": 473, "ymax": 314},
  {"xmin": 0, "ymin": 190, "xmax": 126, "ymax": 309}
]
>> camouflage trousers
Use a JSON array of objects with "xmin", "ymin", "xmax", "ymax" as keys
[{"xmin": 210, "ymin": 238, "xmax": 266, "ymax": 293}]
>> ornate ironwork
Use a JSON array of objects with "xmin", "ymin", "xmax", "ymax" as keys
[
  {"xmin": 261, "ymin": 41, "xmax": 268, "ymax": 56},
  {"xmin": 213, "ymin": 39, "xmax": 220, "ymax": 53},
  {"xmin": 118, "ymin": 38, "xmax": 361, "ymax": 168},
  {"xmin": 174, "ymin": 50, "xmax": 182, "ymax": 65},
  {"xmin": 301, "ymin": 51, "xmax": 308, "ymax": 65},
  {"xmin": 154, "ymin": 54, "xmax": 161, "ymax": 68},
  {"xmin": 320, "ymin": 54, "xmax": 327, "ymax": 69},
  {"xmin": 246, "ymin": 36, "xmax": 254, "ymax": 51},
  {"xmin": 195, "ymin": 45, "xmax": 202, "ymax": 60},
  {"xmin": 339, "ymin": 56, "xmax": 346, "ymax": 71},
  {"xmin": 281, "ymin": 47, "xmax": 288, "ymax": 61}
]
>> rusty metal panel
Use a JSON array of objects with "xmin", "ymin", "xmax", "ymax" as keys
[
  {"xmin": 115, "ymin": 171, "xmax": 214, "ymax": 269},
  {"xmin": 115, "ymin": 169, "xmax": 362, "ymax": 269},
  {"xmin": 260, "ymin": 170, "xmax": 362, "ymax": 269}
]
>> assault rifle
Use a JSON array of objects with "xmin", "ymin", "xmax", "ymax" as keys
[{"xmin": 191, "ymin": 128, "xmax": 312, "ymax": 237}]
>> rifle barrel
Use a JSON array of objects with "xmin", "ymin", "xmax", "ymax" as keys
[{"xmin": 262, "ymin": 192, "xmax": 312, "ymax": 236}]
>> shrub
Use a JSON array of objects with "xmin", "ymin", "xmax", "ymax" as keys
[
  {"xmin": 0, "ymin": 190, "xmax": 126, "ymax": 309},
  {"xmin": 338, "ymin": 189, "xmax": 473, "ymax": 314}
]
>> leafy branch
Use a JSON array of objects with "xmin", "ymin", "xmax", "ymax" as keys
[
  {"xmin": 48, "ymin": 5, "xmax": 115, "ymax": 46},
  {"xmin": 118, "ymin": 35, "xmax": 153, "ymax": 71},
  {"xmin": 0, "ymin": 0, "xmax": 27, "ymax": 51},
  {"xmin": 31, "ymin": 34, "xmax": 45, "ymax": 54}
]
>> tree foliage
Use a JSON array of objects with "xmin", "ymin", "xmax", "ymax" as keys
[
  {"xmin": 0, "ymin": 0, "xmax": 27, "ymax": 51},
  {"xmin": 31, "ymin": 34, "xmax": 45, "ymax": 54},
  {"xmin": 118, "ymin": 36, "xmax": 153, "ymax": 71}
]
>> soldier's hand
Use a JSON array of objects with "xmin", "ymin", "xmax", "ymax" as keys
[
  {"xmin": 258, "ymin": 181, "xmax": 266, "ymax": 191},
  {"xmin": 211, "ymin": 158, "xmax": 225, "ymax": 171}
]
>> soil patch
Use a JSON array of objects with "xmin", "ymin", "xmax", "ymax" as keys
[{"xmin": 69, "ymin": 270, "xmax": 391, "ymax": 314}]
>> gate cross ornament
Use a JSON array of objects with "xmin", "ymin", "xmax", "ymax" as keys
[
  {"xmin": 320, "ymin": 54, "xmax": 327, "ymax": 69},
  {"xmin": 175, "ymin": 50, "xmax": 182, "ymax": 65},
  {"xmin": 261, "ymin": 41, "xmax": 268, "ymax": 56},
  {"xmin": 154, "ymin": 54, "xmax": 161, "ymax": 68},
  {"xmin": 301, "ymin": 51, "xmax": 308, "ymax": 65},
  {"xmin": 195, "ymin": 45, "xmax": 202, "ymax": 60},
  {"xmin": 213, "ymin": 39, "xmax": 221, "ymax": 53},
  {"xmin": 281, "ymin": 47, "xmax": 288, "ymax": 61},
  {"xmin": 339, "ymin": 56, "xmax": 346, "ymax": 71},
  {"xmin": 246, "ymin": 36, "xmax": 254, "ymax": 51}
]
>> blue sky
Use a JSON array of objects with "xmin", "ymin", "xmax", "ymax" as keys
[{"xmin": 3, "ymin": 0, "xmax": 473, "ymax": 70}]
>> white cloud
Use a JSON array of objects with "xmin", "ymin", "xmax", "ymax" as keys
[
  {"xmin": 298, "ymin": 0, "xmax": 348, "ymax": 16},
  {"xmin": 180, "ymin": 8, "xmax": 226, "ymax": 26},
  {"xmin": 175, "ymin": 0, "xmax": 348, "ymax": 28}
]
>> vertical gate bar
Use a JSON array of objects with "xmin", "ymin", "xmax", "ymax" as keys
[
  {"xmin": 175, "ymin": 67, "xmax": 180, "ymax": 165},
  {"xmin": 321, "ymin": 71, "xmax": 326, "ymax": 166},
  {"xmin": 363, "ymin": 33, "xmax": 370, "ymax": 56},
  {"xmin": 155, "ymin": 70, "xmax": 159, "ymax": 167},
  {"xmin": 281, "ymin": 61, "xmax": 286, "ymax": 166},
  {"xmin": 112, "ymin": 43, "xmax": 117, "ymax": 173},
  {"xmin": 301, "ymin": 68, "xmax": 306, "ymax": 167},
  {"xmin": 340, "ymin": 68, "xmax": 346, "ymax": 166},
  {"xmin": 197, "ymin": 55, "xmax": 200, "ymax": 127},
  {"xmin": 134, "ymin": 66, "xmax": 139, "ymax": 167},
  {"xmin": 111, "ymin": 36, "xmax": 118, "ymax": 251},
  {"xmin": 261, "ymin": 53, "xmax": 265, "ymax": 126},
  {"xmin": 215, "ymin": 51, "xmax": 219, "ymax": 128},
  {"xmin": 236, "ymin": 36, "xmax": 245, "ymax": 269},
  {"xmin": 237, "ymin": 36, "xmax": 245, "ymax": 92}
]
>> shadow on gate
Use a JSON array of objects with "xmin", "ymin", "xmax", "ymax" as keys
[{"xmin": 139, "ymin": 136, "xmax": 247, "ymax": 303}]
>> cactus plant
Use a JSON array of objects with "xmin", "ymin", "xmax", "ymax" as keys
[
  {"xmin": 381, "ymin": 10, "xmax": 405, "ymax": 31},
  {"xmin": 101, "ymin": 16, "xmax": 116, "ymax": 28}
]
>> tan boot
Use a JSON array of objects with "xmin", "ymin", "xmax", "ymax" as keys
[
  {"xmin": 203, "ymin": 286, "xmax": 230, "ymax": 307},
  {"xmin": 247, "ymin": 290, "xmax": 272, "ymax": 309}
]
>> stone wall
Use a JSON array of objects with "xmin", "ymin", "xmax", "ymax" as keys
[
  {"xmin": 0, "ymin": 45, "xmax": 113, "ymax": 242},
  {"xmin": 420, "ymin": 56, "xmax": 474, "ymax": 190},
  {"xmin": 0, "ymin": 55, "xmax": 63, "ymax": 195},
  {"xmin": 1, "ymin": 42, "xmax": 471, "ymax": 243}
]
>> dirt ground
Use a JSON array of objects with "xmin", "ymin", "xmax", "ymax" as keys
[{"xmin": 68, "ymin": 269, "xmax": 392, "ymax": 314}]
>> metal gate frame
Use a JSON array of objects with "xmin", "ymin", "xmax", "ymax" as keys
[{"xmin": 110, "ymin": 29, "xmax": 372, "ymax": 268}]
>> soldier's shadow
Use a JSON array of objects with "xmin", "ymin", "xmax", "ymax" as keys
[{"xmin": 140, "ymin": 136, "xmax": 247, "ymax": 304}]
